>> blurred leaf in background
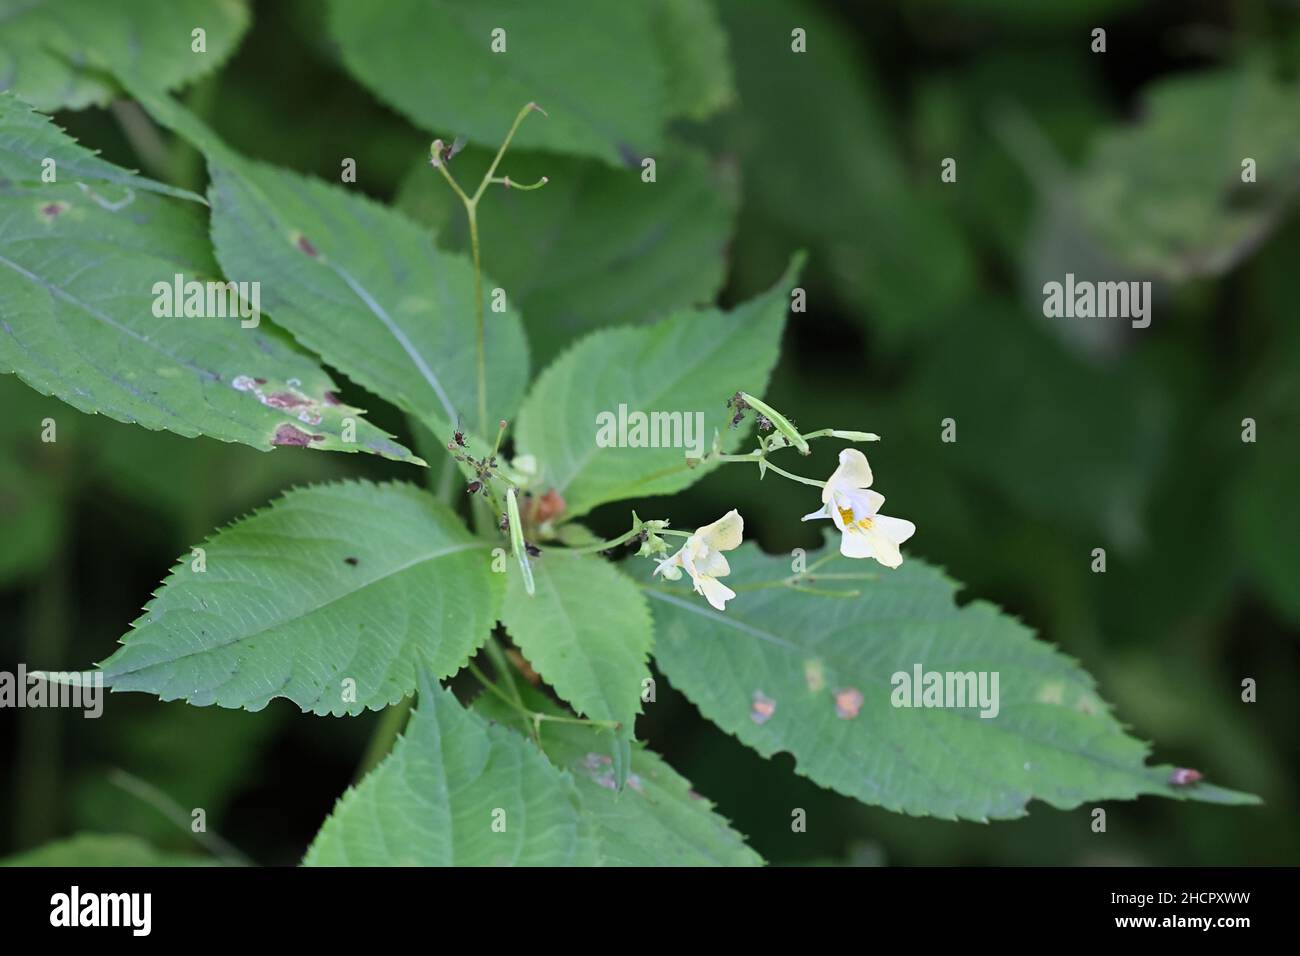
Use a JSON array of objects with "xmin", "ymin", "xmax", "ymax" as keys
[{"xmin": 0, "ymin": 0, "xmax": 249, "ymax": 111}]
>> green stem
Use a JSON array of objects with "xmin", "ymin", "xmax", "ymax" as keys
[
  {"xmin": 468, "ymin": 206, "xmax": 486, "ymax": 434},
  {"xmin": 558, "ymin": 525, "xmax": 644, "ymax": 555},
  {"xmin": 467, "ymin": 660, "xmax": 531, "ymax": 727},
  {"xmin": 109, "ymin": 770, "xmax": 253, "ymax": 866},
  {"xmin": 764, "ymin": 460, "xmax": 826, "ymax": 488},
  {"xmin": 467, "ymin": 662, "xmax": 543, "ymax": 743},
  {"xmin": 432, "ymin": 104, "xmax": 546, "ymax": 439},
  {"xmin": 716, "ymin": 452, "xmax": 825, "ymax": 488},
  {"xmin": 472, "ymin": 103, "xmax": 544, "ymax": 204},
  {"xmin": 482, "ymin": 635, "xmax": 524, "ymax": 710},
  {"xmin": 171, "ymin": 79, "xmax": 218, "ymax": 191},
  {"xmin": 355, "ymin": 695, "xmax": 414, "ymax": 781},
  {"xmin": 487, "ymin": 175, "xmax": 548, "ymax": 190},
  {"xmin": 467, "ymin": 661, "xmax": 620, "ymax": 737},
  {"xmin": 109, "ymin": 100, "xmax": 172, "ymax": 180}
]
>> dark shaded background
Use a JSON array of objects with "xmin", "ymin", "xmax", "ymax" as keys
[{"xmin": 2, "ymin": 0, "xmax": 1297, "ymax": 865}]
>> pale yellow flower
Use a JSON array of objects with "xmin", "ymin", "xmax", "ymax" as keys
[
  {"xmin": 802, "ymin": 449, "xmax": 915, "ymax": 567},
  {"xmin": 654, "ymin": 510, "xmax": 744, "ymax": 610}
]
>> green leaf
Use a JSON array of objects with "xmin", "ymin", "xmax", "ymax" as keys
[
  {"xmin": 515, "ymin": 256, "xmax": 801, "ymax": 520},
  {"xmin": 476, "ymin": 686, "xmax": 763, "ymax": 866},
  {"xmin": 655, "ymin": 0, "xmax": 735, "ymax": 122},
  {"xmin": 500, "ymin": 552, "xmax": 653, "ymax": 733},
  {"xmin": 327, "ymin": 0, "xmax": 666, "ymax": 166},
  {"xmin": 0, "ymin": 0, "xmax": 249, "ymax": 112},
  {"xmin": 126, "ymin": 86, "xmax": 529, "ymax": 446},
  {"xmin": 648, "ymin": 536, "xmax": 1260, "ymax": 820},
  {"xmin": 1, "ymin": 833, "xmax": 216, "ymax": 867},
  {"xmin": 0, "ymin": 95, "xmax": 417, "ymax": 462},
  {"xmin": 711, "ymin": 0, "xmax": 974, "ymax": 338},
  {"xmin": 909, "ymin": 50, "xmax": 1110, "ymax": 270},
  {"xmin": 0, "ymin": 91, "xmax": 198, "ymax": 202},
  {"xmin": 304, "ymin": 675, "xmax": 588, "ymax": 865},
  {"xmin": 396, "ymin": 143, "xmax": 737, "ymax": 367},
  {"xmin": 97, "ymin": 481, "xmax": 501, "ymax": 716},
  {"xmin": 1076, "ymin": 67, "xmax": 1300, "ymax": 281}
]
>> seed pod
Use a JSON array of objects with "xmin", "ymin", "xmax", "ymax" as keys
[
  {"xmin": 506, "ymin": 489, "xmax": 535, "ymax": 596},
  {"xmin": 740, "ymin": 392, "xmax": 809, "ymax": 454}
]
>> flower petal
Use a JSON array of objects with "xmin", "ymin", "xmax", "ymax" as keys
[
  {"xmin": 680, "ymin": 539, "xmax": 701, "ymax": 582},
  {"xmin": 838, "ymin": 528, "xmax": 876, "ymax": 559},
  {"xmin": 695, "ymin": 548, "xmax": 730, "ymax": 578},
  {"xmin": 801, "ymin": 504, "xmax": 830, "ymax": 522},
  {"xmin": 654, "ymin": 550, "xmax": 685, "ymax": 580},
  {"xmin": 845, "ymin": 488, "xmax": 885, "ymax": 518},
  {"xmin": 831, "ymin": 448, "xmax": 873, "ymax": 490},
  {"xmin": 866, "ymin": 529, "xmax": 903, "ymax": 568},
  {"xmin": 697, "ymin": 509, "xmax": 744, "ymax": 552},
  {"xmin": 872, "ymin": 514, "xmax": 916, "ymax": 545},
  {"xmin": 697, "ymin": 575, "xmax": 736, "ymax": 611}
]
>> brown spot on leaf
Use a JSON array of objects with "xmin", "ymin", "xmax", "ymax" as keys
[
  {"xmin": 296, "ymin": 234, "xmax": 319, "ymax": 257},
  {"xmin": 39, "ymin": 201, "xmax": 69, "ymax": 220},
  {"xmin": 531, "ymin": 488, "xmax": 566, "ymax": 525},
  {"xmin": 581, "ymin": 752, "xmax": 618, "ymax": 790},
  {"xmin": 750, "ymin": 690, "xmax": 776, "ymax": 725},
  {"xmin": 265, "ymin": 391, "xmax": 310, "ymax": 410},
  {"xmin": 343, "ymin": 556, "xmax": 359, "ymax": 566},
  {"xmin": 272, "ymin": 423, "xmax": 323, "ymax": 446},
  {"xmin": 323, "ymin": 390, "xmax": 342, "ymax": 406},
  {"xmin": 833, "ymin": 687, "xmax": 864, "ymax": 720}
]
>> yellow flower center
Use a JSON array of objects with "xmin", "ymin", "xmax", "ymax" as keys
[{"xmin": 838, "ymin": 506, "xmax": 873, "ymax": 532}]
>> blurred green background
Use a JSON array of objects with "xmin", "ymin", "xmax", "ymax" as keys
[{"xmin": 2, "ymin": 0, "xmax": 1297, "ymax": 865}]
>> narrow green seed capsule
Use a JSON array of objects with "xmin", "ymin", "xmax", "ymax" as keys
[
  {"xmin": 740, "ymin": 392, "xmax": 809, "ymax": 455},
  {"xmin": 506, "ymin": 488, "xmax": 534, "ymax": 596},
  {"xmin": 828, "ymin": 429, "xmax": 880, "ymax": 442}
]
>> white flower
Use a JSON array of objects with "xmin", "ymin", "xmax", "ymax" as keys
[
  {"xmin": 654, "ymin": 510, "xmax": 744, "ymax": 611},
  {"xmin": 802, "ymin": 449, "xmax": 915, "ymax": 567}
]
